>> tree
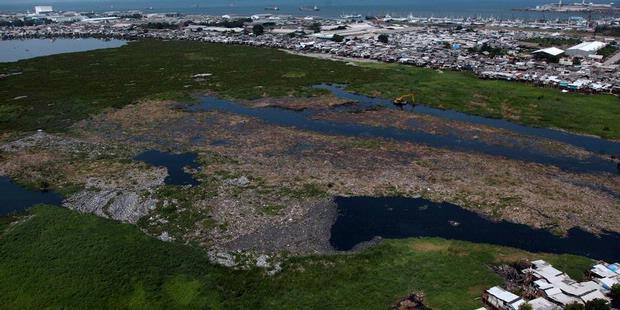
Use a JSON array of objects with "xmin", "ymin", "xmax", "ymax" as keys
[
  {"xmin": 519, "ymin": 303, "xmax": 533, "ymax": 310},
  {"xmin": 565, "ymin": 303, "xmax": 584, "ymax": 310},
  {"xmin": 378, "ymin": 34, "xmax": 389, "ymax": 44},
  {"xmin": 610, "ymin": 284, "xmax": 620, "ymax": 309},
  {"xmin": 584, "ymin": 299, "xmax": 610, "ymax": 310},
  {"xmin": 252, "ymin": 24, "xmax": 264, "ymax": 36},
  {"xmin": 332, "ymin": 34, "xmax": 344, "ymax": 43},
  {"xmin": 309, "ymin": 22, "xmax": 321, "ymax": 33}
]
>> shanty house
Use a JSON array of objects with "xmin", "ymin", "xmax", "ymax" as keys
[{"xmin": 484, "ymin": 286, "xmax": 525, "ymax": 310}]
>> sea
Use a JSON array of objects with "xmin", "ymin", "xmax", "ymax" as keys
[{"xmin": 0, "ymin": 0, "xmax": 617, "ymax": 20}]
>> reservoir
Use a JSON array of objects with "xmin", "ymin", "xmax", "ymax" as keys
[
  {"xmin": 0, "ymin": 176, "xmax": 63, "ymax": 216},
  {"xmin": 330, "ymin": 196, "xmax": 620, "ymax": 262},
  {"xmin": 0, "ymin": 38, "xmax": 127, "ymax": 63}
]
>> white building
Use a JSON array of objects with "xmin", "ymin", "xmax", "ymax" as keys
[
  {"xmin": 590, "ymin": 263, "xmax": 620, "ymax": 290},
  {"xmin": 526, "ymin": 260, "xmax": 611, "ymax": 307},
  {"xmin": 34, "ymin": 6, "xmax": 53, "ymax": 15},
  {"xmin": 533, "ymin": 47, "xmax": 565, "ymax": 57},
  {"xmin": 566, "ymin": 41, "xmax": 607, "ymax": 57},
  {"xmin": 527, "ymin": 297, "xmax": 561, "ymax": 310},
  {"xmin": 484, "ymin": 286, "xmax": 526, "ymax": 310}
]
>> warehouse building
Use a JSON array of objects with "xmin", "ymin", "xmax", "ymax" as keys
[
  {"xmin": 34, "ymin": 6, "xmax": 53, "ymax": 15},
  {"xmin": 566, "ymin": 41, "xmax": 607, "ymax": 57}
]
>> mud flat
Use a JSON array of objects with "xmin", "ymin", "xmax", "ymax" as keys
[
  {"xmin": 220, "ymin": 198, "xmax": 338, "ymax": 254},
  {"xmin": 71, "ymin": 98, "xmax": 619, "ymax": 238},
  {"xmin": 1, "ymin": 90, "xmax": 618, "ymax": 255}
]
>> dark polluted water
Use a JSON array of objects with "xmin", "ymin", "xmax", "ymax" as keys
[
  {"xmin": 134, "ymin": 150, "xmax": 199, "ymax": 186},
  {"xmin": 329, "ymin": 196, "xmax": 620, "ymax": 262},
  {"xmin": 315, "ymin": 84, "xmax": 620, "ymax": 158},
  {"xmin": 189, "ymin": 92, "xmax": 619, "ymax": 175},
  {"xmin": 0, "ymin": 176, "xmax": 63, "ymax": 216}
]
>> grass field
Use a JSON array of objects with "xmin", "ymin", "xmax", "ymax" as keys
[
  {"xmin": 0, "ymin": 40, "xmax": 619, "ymax": 139},
  {"xmin": 0, "ymin": 205, "xmax": 592, "ymax": 310},
  {"xmin": 349, "ymin": 63, "xmax": 620, "ymax": 140},
  {"xmin": 0, "ymin": 40, "xmax": 373, "ymax": 133}
]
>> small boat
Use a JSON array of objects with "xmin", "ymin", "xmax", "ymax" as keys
[
  {"xmin": 299, "ymin": 5, "xmax": 320, "ymax": 11},
  {"xmin": 264, "ymin": 6, "xmax": 280, "ymax": 11}
]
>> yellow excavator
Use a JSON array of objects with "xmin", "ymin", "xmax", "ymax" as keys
[{"xmin": 393, "ymin": 93, "xmax": 416, "ymax": 105}]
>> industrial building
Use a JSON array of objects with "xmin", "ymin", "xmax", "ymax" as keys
[
  {"xmin": 34, "ymin": 6, "xmax": 53, "ymax": 15},
  {"xmin": 565, "ymin": 41, "xmax": 607, "ymax": 57}
]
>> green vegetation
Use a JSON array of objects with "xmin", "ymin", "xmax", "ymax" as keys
[
  {"xmin": 0, "ymin": 205, "xmax": 593, "ymax": 310},
  {"xmin": 565, "ymin": 300, "xmax": 612, "ymax": 310},
  {"xmin": 611, "ymin": 284, "xmax": 620, "ymax": 309},
  {"xmin": 252, "ymin": 24, "xmax": 264, "ymax": 36},
  {"xmin": 0, "ymin": 40, "xmax": 372, "ymax": 133},
  {"xmin": 138, "ymin": 185, "xmax": 215, "ymax": 239},
  {"xmin": 332, "ymin": 34, "xmax": 345, "ymax": 42},
  {"xmin": 1, "ymin": 40, "xmax": 618, "ymax": 139},
  {"xmin": 522, "ymin": 37, "xmax": 581, "ymax": 47},
  {"xmin": 595, "ymin": 25, "xmax": 620, "ymax": 37},
  {"xmin": 142, "ymin": 22, "xmax": 179, "ymax": 30},
  {"xmin": 348, "ymin": 63, "xmax": 620, "ymax": 139},
  {"xmin": 276, "ymin": 182, "xmax": 327, "ymax": 199},
  {"xmin": 308, "ymin": 22, "xmax": 322, "ymax": 33},
  {"xmin": 598, "ymin": 44, "xmax": 619, "ymax": 58},
  {"xmin": 378, "ymin": 34, "xmax": 389, "ymax": 44},
  {"xmin": 584, "ymin": 299, "xmax": 611, "ymax": 310}
]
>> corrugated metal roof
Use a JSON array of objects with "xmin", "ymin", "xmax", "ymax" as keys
[
  {"xmin": 487, "ymin": 286, "xmax": 521, "ymax": 303},
  {"xmin": 580, "ymin": 290, "xmax": 607, "ymax": 303},
  {"xmin": 533, "ymin": 47, "xmax": 565, "ymax": 56},
  {"xmin": 535, "ymin": 279, "xmax": 554, "ymax": 290},
  {"xmin": 591, "ymin": 264, "xmax": 617, "ymax": 278},
  {"xmin": 528, "ymin": 297, "xmax": 559, "ymax": 310},
  {"xmin": 567, "ymin": 41, "xmax": 606, "ymax": 52}
]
